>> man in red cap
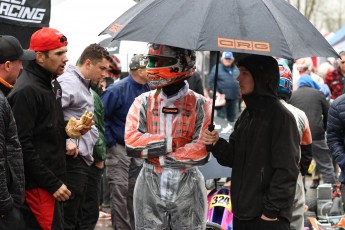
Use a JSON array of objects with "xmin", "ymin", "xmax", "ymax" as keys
[
  {"xmin": 7, "ymin": 27, "xmax": 75, "ymax": 230},
  {"xmin": 0, "ymin": 35, "xmax": 35, "ymax": 230}
]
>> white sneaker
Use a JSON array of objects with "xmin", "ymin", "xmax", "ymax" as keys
[{"xmin": 99, "ymin": 211, "xmax": 111, "ymax": 220}]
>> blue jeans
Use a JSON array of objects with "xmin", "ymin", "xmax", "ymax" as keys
[
  {"xmin": 216, "ymin": 98, "xmax": 239, "ymax": 122},
  {"xmin": 225, "ymin": 98, "xmax": 239, "ymax": 122}
]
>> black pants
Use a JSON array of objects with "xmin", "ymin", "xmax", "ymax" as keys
[
  {"xmin": 79, "ymin": 163, "xmax": 103, "ymax": 230},
  {"xmin": 100, "ymin": 165, "xmax": 110, "ymax": 207},
  {"xmin": 0, "ymin": 206, "xmax": 25, "ymax": 230},
  {"xmin": 233, "ymin": 216, "xmax": 290, "ymax": 230},
  {"xmin": 63, "ymin": 156, "xmax": 90, "ymax": 230}
]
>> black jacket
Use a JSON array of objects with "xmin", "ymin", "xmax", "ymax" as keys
[
  {"xmin": 327, "ymin": 94, "xmax": 345, "ymax": 183},
  {"xmin": 289, "ymin": 86, "xmax": 329, "ymax": 141},
  {"xmin": 212, "ymin": 55, "xmax": 300, "ymax": 221},
  {"xmin": 0, "ymin": 81, "xmax": 24, "ymax": 215},
  {"xmin": 7, "ymin": 61, "xmax": 66, "ymax": 194},
  {"xmin": 187, "ymin": 71, "xmax": 204, "ymax": 96}
]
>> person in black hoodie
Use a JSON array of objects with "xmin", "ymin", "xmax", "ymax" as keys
[
  {"xmin": 7, "ymin": 28, "xmax": 73, "ymax": 230},
  {"xmin": 0, "ymin": 35, "xmax": 35, "ymax": 230},
  {"xmin": 203, "ymin": 54, "xmax": 300, "ymax": 230}
]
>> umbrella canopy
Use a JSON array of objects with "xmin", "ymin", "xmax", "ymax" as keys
[
  {"xmin": 99, "ymin": 0, "xmax": 339, "ymax": 138},
  {"xmin": 100, "ymin": 0, "xmax": 338, "ymax": 59},
  {"xmin": 98, "ymin": 37, "xmax": 148, "ymax": 55}
]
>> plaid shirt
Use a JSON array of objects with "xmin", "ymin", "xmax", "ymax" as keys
[{"xmin": 325, "ymin": 67, "xmax": 345, "ymax": 99}]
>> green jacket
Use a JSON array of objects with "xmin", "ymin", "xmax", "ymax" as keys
[{"xmin": 91, "ymin": 88, "xmax": 106, "ymax": 162}]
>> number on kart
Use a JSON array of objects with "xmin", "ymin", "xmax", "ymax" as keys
[{"xmin": 210, "ymin": 194, "xmax": 231, "ymax": 211}]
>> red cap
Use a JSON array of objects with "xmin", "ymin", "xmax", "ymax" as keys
[{"xmin": 29, "ymin": 27, "xmax": 68, "ymax": 52}]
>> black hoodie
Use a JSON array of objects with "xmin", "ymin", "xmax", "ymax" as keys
[{"xmin": 212, "ymin": 55, "xmax": 300, "ymax": 222}]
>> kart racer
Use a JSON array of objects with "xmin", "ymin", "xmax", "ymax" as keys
[{"xmin": 124, "ymin": 43, "xmax": 212, "ymax": 229}]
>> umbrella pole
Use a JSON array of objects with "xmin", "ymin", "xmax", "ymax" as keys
[{"xmin": 206, "ymin": 51, "xmax": 220, "ymax": 151}]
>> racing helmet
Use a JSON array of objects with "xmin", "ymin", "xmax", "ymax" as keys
[
  {"xmin": 146, "ymin": 43, "xmax": 196, "ymax": 88},
  {"xmin": 107, "ymin": 54, "xmax": 121, "ymax": 79},
  {"xmin": 278, "ymin": 61, "xmax": 293, "ymax": 96}
]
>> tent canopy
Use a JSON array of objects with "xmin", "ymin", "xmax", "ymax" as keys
[{"xmin": 327, "ymin": 24, "xmax": 345, "ymax": 53}]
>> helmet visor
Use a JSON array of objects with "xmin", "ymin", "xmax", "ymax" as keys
[
  {"xmin": 108, "ymin": 65, "xmax": 121, "ymax": 75},
  {"xmin": 147, "ymin": 56, "xmax": 177, "ymax": 68}
]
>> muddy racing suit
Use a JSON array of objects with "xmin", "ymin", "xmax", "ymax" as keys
[{"xmin": 125, "ymin": 84, "xmax": 212, "ymax": 229}]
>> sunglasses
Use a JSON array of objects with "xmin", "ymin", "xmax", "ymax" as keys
[
  {"xmin": 108, "ymin": 66, "xmax": 121, "ymax": 75},
  {"xmin": 60, "ymin": 35, "xmax": 68, "ymax": 43}
]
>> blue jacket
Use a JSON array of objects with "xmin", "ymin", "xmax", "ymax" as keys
[
  {"xmin": 327, "ymin": 94, "xmax": 345, "ymax": 183},
  {"xmin": 209, "ymin": 64, "xmax": 239, "ymax": 100},
  {"xmin": 297, "ymin": 74, "xmax": 321, "ymax": 90},
  {"xmin": 101, "ymin": 75, "xmax": 151, "ymax": 147}
]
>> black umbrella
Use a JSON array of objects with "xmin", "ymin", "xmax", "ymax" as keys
[
  {"xmin": 99, "ymin": 0, "xmax": 338, "ymax": 135},
  {"xmin": 98, "ymin": 37, "xmax": 148, "ymax": 55},
  {"xmin": 100, "ymin": 0, "xmax": 337, "ymax": 59},
  {"xmin": 98, "ymin": 37, "xmax": 121, "ymax": 54}
]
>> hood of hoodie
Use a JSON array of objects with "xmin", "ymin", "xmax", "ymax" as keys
[
  {"xmin": 237, "ymin": 55, "xmax": 279, "ymax": 98},
  {"xmin": 297, "ymin": 74, "xmax": 321, "ymax": 90}
]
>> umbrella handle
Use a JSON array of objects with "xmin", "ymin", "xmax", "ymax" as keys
[
  {"xmin": 206, "ymin": 124, "xmax": 215, "ymax": 152},
  {"xmin": 206, "ymin": 51, "xmax": 220, "ymax": 152}
]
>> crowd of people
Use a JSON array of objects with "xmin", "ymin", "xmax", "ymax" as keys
[{"xmin": 1, "ymin": 25, "xmax": 345, "ymax": 230}]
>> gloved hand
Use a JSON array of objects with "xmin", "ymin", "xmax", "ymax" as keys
[{"xmin": 172, "ymin": 137, "xmax": 192, "ymax": 151}]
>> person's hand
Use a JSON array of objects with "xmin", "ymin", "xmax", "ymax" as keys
[
  {"xmin": 202, "ymin": 129, "xmax": 219, "ymax": 146},
  {"xmin": 53, "ymin": 184, "xmax": 71, "ymax": 202},
  {"xmin": 66, "ymin": 139, "xmax": 78, "ymax": 158},
  {"xmin": 95, "ymin": 161, "xmax": 104, "ymax": 169},
  {"xmin": 79, "ymin": 120, "xmax": 95, "ymax": 135},
  {"xmin": 261, "ymin": 214, "xmax": 278, "ymax": 221},
  {"xmin": 65, "ymin": 111, "xmax": 95, "ymax": 138},
  {"xmin": 77, "ymin": 111, "xmax": 95, "ymax": 135},
  {"xmin": 65, "ymin": 117, "xmax": 82, "ymax": 139}
]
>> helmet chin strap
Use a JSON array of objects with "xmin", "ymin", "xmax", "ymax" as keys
[{"xmin": 162, "ymin": 80, "xmax": 186, "ymax": 97}]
